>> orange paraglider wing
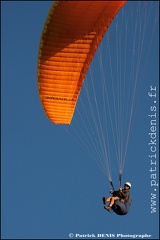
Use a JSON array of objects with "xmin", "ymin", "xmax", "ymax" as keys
[{"xmin": 37, "ymin": 1, "xmax": 127, "ymax": 124}]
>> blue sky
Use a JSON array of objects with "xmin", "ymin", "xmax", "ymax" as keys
[{"xmin": 1, "ymin": 1, "xmax": 159, "ymax": 239}]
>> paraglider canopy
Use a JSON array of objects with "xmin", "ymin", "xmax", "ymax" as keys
[{"xmin": 37, "ymin": 1, "xmax": 127, "ymax": 124}]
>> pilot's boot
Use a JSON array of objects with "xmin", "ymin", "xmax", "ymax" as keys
[
  {"xmin": 104, "ymin": 205, "xmax": 111, "ymax": 211},
  {"xmin": 102, "ymin": 197, "xmax": 107, "ymax": 204}
]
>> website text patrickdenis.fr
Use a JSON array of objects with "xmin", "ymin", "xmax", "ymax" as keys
[{"xmin": 148, "ymin": 85, "xmax": 158, "ymax": 214}]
